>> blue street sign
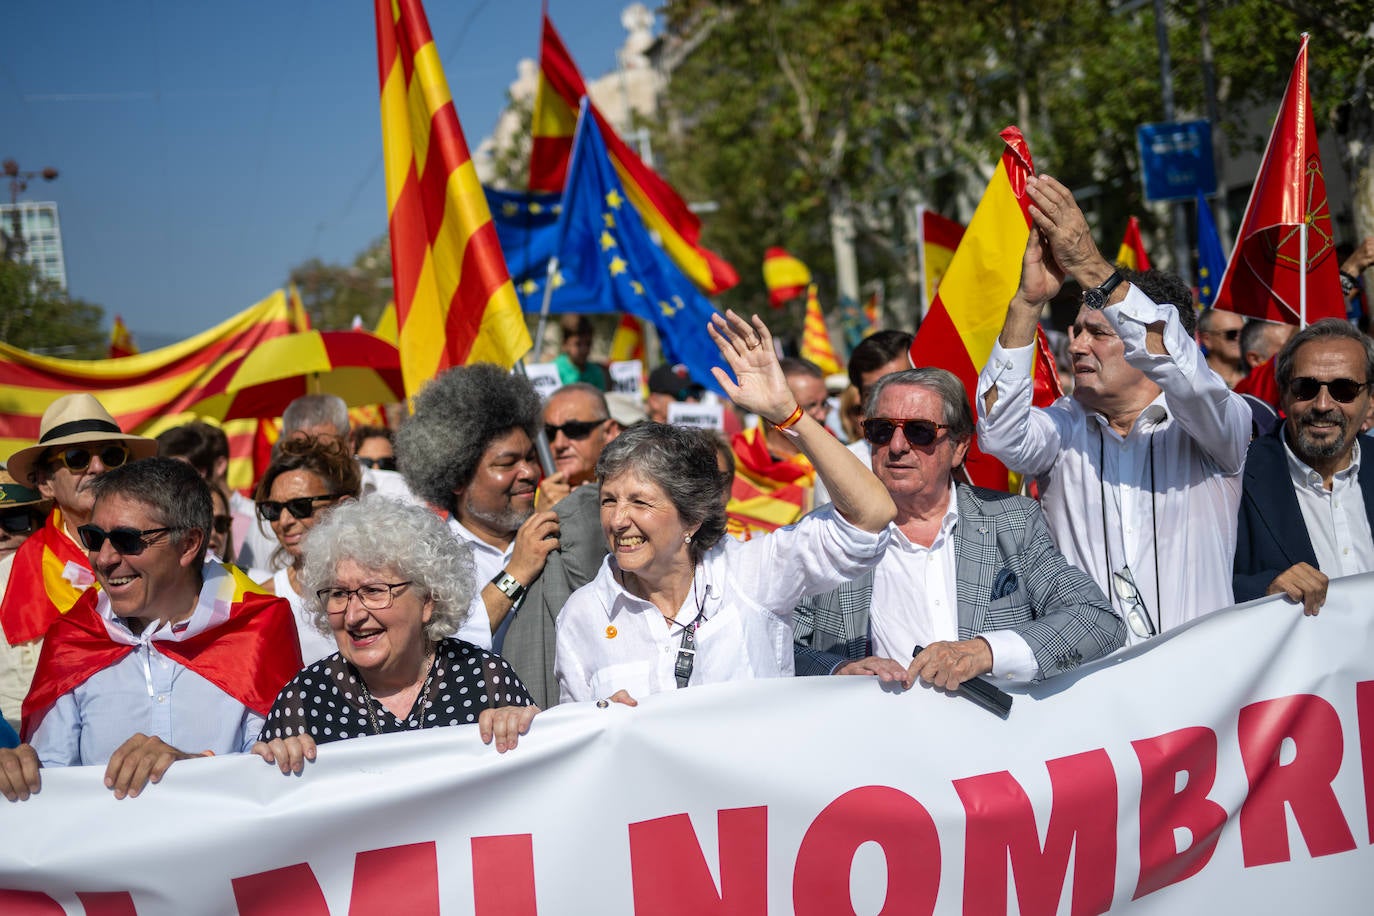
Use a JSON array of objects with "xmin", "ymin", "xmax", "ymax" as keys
[{"xmin": 1137, "ymin": 120, "xmax": 1217, "ymax": 202}]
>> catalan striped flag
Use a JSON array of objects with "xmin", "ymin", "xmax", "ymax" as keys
[
  {"xmin": 921, "ymin": 209, "xmax": 966, "ymax": 309},
  {"xmin": 800, "ymin": 285, "xmax": 841, "ymax": 376},
  {"xmin": 107, "ymin": 316, "xmax": 138, "ymax": 359},
  {"xmin": 1115, "ymin": 216, "xmax": 1152, "ymax": 271},
  {"xmin": 909, "ymin": 127, "xmax": 1062, "ymax": 491},
  {"xmin": 375, "ymin": 0, "xmax": 531, "ymax": 398},
  {"xmin": 286, "ymin": 282, "xmax": 313, "ymax": 332},
  {"xmin": 727, "ymin": 426, "xmax": 814, "ymax": 537},
  {"xmin": 763, "ymin": 248, "xmax": 812, "ymax": 307},
  {"xmin": 0, "ymin": 291, "xmax": 293, "ymax": 463},
  {"xmin": 529, "ymin": 11, "xmax": 737, "ymax": 295}
]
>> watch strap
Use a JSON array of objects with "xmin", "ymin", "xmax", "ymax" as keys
[
  {"xmin": 490, "ymin": 570, "xmax": 527, "ymax": 602},
  {"xmin": 1082, "ymin": 270, "xmax": 1124, "ymax": 309}
]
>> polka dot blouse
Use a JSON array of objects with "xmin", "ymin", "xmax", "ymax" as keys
[{"xmin": 260, "ymin": 637, "xmax": 533, "ymax": 745}]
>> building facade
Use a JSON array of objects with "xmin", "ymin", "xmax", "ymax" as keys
[{"xmin": 1, "ymin": 200, "xmax": 67, "ymax": 290}]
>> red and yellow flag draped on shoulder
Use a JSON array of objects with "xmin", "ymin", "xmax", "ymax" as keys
[
  {"xmin": 727, "ymin": 427, "xmax": 815, "ymax": 538},
  {"xmin": 908, "ymin": 127, "xmax": 1062, "ymax": 491},
  {"xmin": 0, "ymin": 508, "xmax": 93, "ymax": 646},
  {"xmin": 529, "ymin": 12, "xmax": 737, "ymax": 296},
  {"xmin": 21, "ymin": 564, "xmax": 302, "ymax": 742},
  {"xmin": 375, "ymin": 0, "xmax": 531, "ymax": 396}
]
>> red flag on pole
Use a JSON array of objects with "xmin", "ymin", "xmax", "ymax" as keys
[
  {"xmin": 1115, "ymin": 217, "xmax": 1152, "ymax": 271},
  {"xmin": 1213, "ymin": 34, "xmax": 1343, "ymax": 326}
]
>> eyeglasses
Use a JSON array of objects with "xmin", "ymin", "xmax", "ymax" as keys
[
  {"xmin": 77, "ymin": 524, "xmax": 180, "ymax": 555},
  {"xmin": 317, "ymin": 581, "xmax": 413, "ymax": 614},
  {"xmin": 861, "ymin": 417, "xmax": 951, "ymax": 447},
  {"xmin": 356, "ymin": 456, "xmax": 397, "ymax": 471},
  {"xmin": 0, "ymin": 512, "xmax": 36, "ymax": 535},
  {"xmin": 1287, "ymin": 376, "xmax": 1369, "ymax": 404},
  {"xmin": 1112, "ymin": 567, "xmax": 1157, "ymax": 639},
  {"xmin": 212, "ymin": 514, "xmax": 232, "ymax": 535},
  {"xmin": 544, "ymin": 418, "xmax": 609, "ymax": 441},
  {"xmin": 256, "ymin": 494, "xmax": 339, "ymax": 522},
  {"xmin": 48, "ymin": 444, "xmax": 130, "ymax": 473}
]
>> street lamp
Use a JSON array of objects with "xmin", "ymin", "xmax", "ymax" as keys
[{"xmin": 2, "ymin": 158, "xmax": 59, "ymax": 261}]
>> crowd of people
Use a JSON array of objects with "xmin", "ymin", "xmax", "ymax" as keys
[{"xmin": 0, "ymin": 179, "xmax": 1371, "ymax": 800}]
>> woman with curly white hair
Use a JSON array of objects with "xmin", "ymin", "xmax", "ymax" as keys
[{"xmin": 253, "ymin": 494, "xmax": 537, "ymax": 773}]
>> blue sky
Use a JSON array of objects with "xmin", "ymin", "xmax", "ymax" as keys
[{"xmin": 2, "ymin": 0, "xmax": 645, "ymax": 347}]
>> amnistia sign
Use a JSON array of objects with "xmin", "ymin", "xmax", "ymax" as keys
[{"xmin": 3, "ymin": 575, "xmax": 1374, "ymax": 914}]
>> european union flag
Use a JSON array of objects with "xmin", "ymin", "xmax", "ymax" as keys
[
  {"xmin": 1196, "ymin": 192, "xmax": 1227, "ymax": 309},
  {"xmin": 552, "ymin": 106, "xmax": 729, "ymax": 394},
  {"xmin": 485, "ymin": 187, "xmax": 602, "ymax": 314}
]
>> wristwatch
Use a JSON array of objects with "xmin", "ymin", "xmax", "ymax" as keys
[
  {"xmin": 490, "ymin": 570, "xmax": 527, "ymax": 602},
  {"xmin": 1081, "ymin": 270, "xmax": 1124, "ymax": 310}
]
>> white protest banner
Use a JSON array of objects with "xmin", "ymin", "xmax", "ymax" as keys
[
  {"xmin": 3, "ymin": 576, "xmax": 1374, "ymax": 914},
  {"xmin": 667, "ymin": 400, "xmax": 723, "ymax": 431},
  {"xmin": 608, "ymin": 360, "xmax": 643, "ymax": 396},
  {"xmin": 522, "ymin": 362, "xmax": 563, "ymax": 400}
]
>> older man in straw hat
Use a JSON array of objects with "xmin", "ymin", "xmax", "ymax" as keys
[
  {"xmin": 0, "ymin": 395, "xmax": 158, "ymax": 702},
  {"xmin": 0, "ymin": 466, "xmax": 51, "ymax": 733}
]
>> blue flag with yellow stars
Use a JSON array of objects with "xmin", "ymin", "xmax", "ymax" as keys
[
  {"xmin": 1196, "ymin": 192, "xmax": 1227, "ymax": 309},
  {"xmin": 551, "ymin": 107, "xmax": 729, "ymax": 394},
  {"xmin": 485, "ymin": 187, "xmax": 603, "ymax": 313}
]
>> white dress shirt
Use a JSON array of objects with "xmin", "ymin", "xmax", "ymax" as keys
[
  {"xmin": 870, "ymin": 486, "xmax": 1039, "ymax": 680},
  {"xmin": 271, "ymin": 568, "xmax": 338, "ymax": 666},
  {"xmin": 31, "ymin": 564, "xmax": 267, "ymax": 767},
  {"xmin": 1285, "ymin": 438, "xmax": 1374, "ymax": 577},
  {"xmin": 555, "ymin": 506, "xmax": 888, "ymax": 703},
  {"xmin": 446, "ymin": 518, "xmax": 507, "ymax": 651},
  {"xmin": 977, "ymin": 285, "xmax": 1250, "ymax": 643}
]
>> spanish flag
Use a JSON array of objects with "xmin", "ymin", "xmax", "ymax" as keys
[
  {"xmin": 529, "ymin": 12, "xmax": 737, "ymax": 296},
  {"xmin": 921, "ymin": 209, "xmax": 966, "ymax": 309},
  {"xmin": 1115, "ymin": 216, "xmax": 1152, "ymax": 271},
  {"xmin": 609, "ymin": 312, "xmax": 645, "ymax": 363},
  {"xmin": 800, "ymin": 285, "xmax": 841, "ymax": 376},
  {"xmin": 375, "ymin": 0, "xmax": 532, "ymax": 398},
  {"xmin": 763, "ymin": 247, "xmax": 812, "ymax": 307},
  {"xmin": 909, "ymin": 127, "xmax": 1062, "ymax": 491},
  {"xmin": 107, "ymin": 316, "xmax": 138, "ymax": 359},
  {"xmin": 727, "ymin": 427, "xmax": 814, "ymax": 537}
]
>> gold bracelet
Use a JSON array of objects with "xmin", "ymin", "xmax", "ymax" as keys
[{"xmin": 772, "ymin": 405, "xmax": 804, "ymax": 435}]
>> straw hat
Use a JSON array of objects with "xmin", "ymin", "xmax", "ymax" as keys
[
  {"xmin": 0, "ymin": 466, "xmax": 50, "ymax": 513},
  {"xmin": 6, "ymin": 394, "xmax": 158, "ymax": 485}
]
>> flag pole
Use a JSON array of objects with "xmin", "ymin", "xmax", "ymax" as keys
[
  {"xmin": 1300, "ymin": 221, "xmax": 1308, "ymax": 329},
  {"xmin": 531, "ymin": 256, "xmax": 560, "ymax": 358}
]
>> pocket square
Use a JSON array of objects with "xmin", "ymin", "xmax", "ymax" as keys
[{"xmin": 991, "ymin": 568, "xmax": 1018, "ymax": 600}]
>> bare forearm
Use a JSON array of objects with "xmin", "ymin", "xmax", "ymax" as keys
[{"xmin": 790, "ymin": 416, "xmax": 895, "ymax": 532}]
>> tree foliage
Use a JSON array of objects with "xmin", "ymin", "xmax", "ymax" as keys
[
  {"xmin": 0, "ymin": 259, "xmax": 106, "ymax": 358},
  {"xmin": 288, "ymin": 237, "xmax": 393, "ymax": 332},
  {"xmin": 656, "ymin": 0, "xmax": 1374, "ymax": 330}
]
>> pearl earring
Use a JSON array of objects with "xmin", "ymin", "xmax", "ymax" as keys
[{"xmin": 684, "ymin": 533, "xmax": 693, "ymax": 544}]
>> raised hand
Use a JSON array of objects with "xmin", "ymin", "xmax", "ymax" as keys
[{"xmin": 707, "ymin": 310, "xmax": 795, "ymax": 423}]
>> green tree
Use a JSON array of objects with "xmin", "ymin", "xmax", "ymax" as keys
[
  {"xmin": 288, "ymin": 237, "xmax": 393, "ymax": 332},
  {"xmin": 0, "ymin": 259, "xmax": 106, "ymax": 358}
]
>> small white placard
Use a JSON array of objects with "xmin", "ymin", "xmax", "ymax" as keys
[
  {"xmin": 608, "ymin": 359, "xmax": 643, "ymax": 395},
  {"xmin": 667, "ymin": 401, "xmax": 724, "ymax": 430},
  {"xmin": 524, "ymin": 362, "xmax": 563, "ymax": 400}
]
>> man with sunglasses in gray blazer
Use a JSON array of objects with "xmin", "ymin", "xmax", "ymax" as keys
[
  {"xmin": 1234, "ymin": 319, "xmax": 1374, "ymax": 614},
  {"xmin": 793, "ymin": 368, "xmax": 1125, "ymax": 690}
]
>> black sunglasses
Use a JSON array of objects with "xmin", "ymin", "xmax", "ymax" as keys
[
  {"xmin": 1287, "ymin": 377, "xmax": 1369, "ymax": 404},
  {"xmin": 545, "ymin": 418, "xmax": 609, "ymax": 441},
  {"xmin": 49, "ymin": 444, "xmax": 130, "ymax": 473},
  {"xmin": 356, "ymin": 456, "xmax": 397, "ymax": 471},
  {"xmin": 1219, "ymin": 329, "xmax": 1241, "ymax": 341},
  {"xmin": 0, "ymin": 512, "xmax": 36, "ymax": 535},
  {"xmin": 862, "ymin": 417, "xmax": 952, "ymax": 447},
  {"xmin": 77, "ymin": 524, "xmax": 180, "ymax": 555},
  {"xmin": 212, "ymin": 514, "xmax": 233, "ymax": 535},
  {"xmin": 257, "ymin": 494, "xmax": 339, "ymax": 523}
]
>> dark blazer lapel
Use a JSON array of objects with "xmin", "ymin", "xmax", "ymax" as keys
[{"xmin": 1249, "ymin": 428, "xmax": 1317, "ymax": 568}]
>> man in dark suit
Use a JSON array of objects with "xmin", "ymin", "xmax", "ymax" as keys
[
  {"xmin": 793, "ymin": 368, "xmax": 1125, "ymax": 690},
  {"xmin": 1234, "ymin": 319, "xmax": 1374, "ymax": 615}
]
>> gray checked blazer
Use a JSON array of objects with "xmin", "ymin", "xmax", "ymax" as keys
[{"xmin": 793, "ymin": 484, "xmax": 1125, "ymax": 679}]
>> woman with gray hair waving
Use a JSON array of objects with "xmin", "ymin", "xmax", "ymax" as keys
[
  {"xmin": 253, "ymin": 494, "xmax": 536, "ymax": 773},
  {"xmin": 554, "ymin": 311, "xmax": 896, "ymax": 705}
]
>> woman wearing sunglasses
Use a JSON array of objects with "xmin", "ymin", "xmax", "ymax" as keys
[
  {"xmin": 553, "ymin": 311, "xmax": 895, "ymax": 705},
  {"xmin": 254, "ymin": 436, "xmax": 362, "ymax": 665},
  {"xmin": 253, "ymin": 494, "xmax": 536, "ymax": 773}
]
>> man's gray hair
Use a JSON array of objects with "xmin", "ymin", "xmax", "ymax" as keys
[
  {"xmin": 89, "ymin": 457, "xmax": 212, "ymax": 566},
  {"xmin": 1275, "ymin": 318, "xmax": 1374, "ymax": 392},
  {"xmin": 548, "ymin": 383, "xmax": 610, "ymax": 418},
  {"xmin": 396, "ymin": 364, "xmax": 542, "ymax": 515},
  {"xmin": 862, "ymin": 368, "xmax": 974, "ymax": 440},
  {"xmin": 1123, "ymin": 269, "xmax": 1197, "ymax": 337},
  {"xmin": 299, "ymin": 493, "xmax": 476, "ymax": 641},
  {"xmin": 282, "ymin": 394, "xmax": 350, "ymax": 438}
]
